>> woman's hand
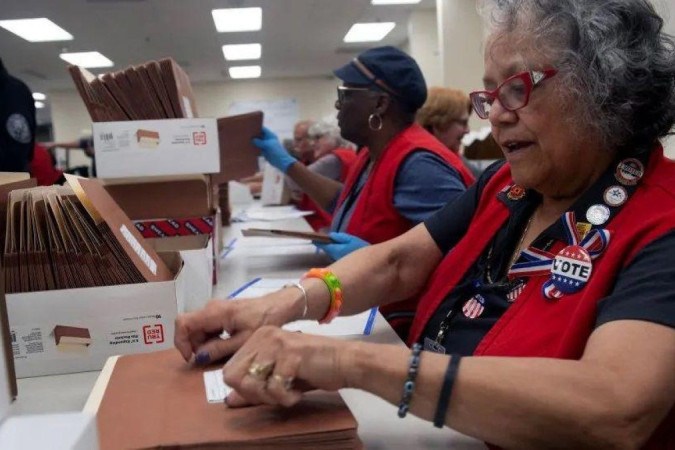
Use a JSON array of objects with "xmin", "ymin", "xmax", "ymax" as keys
[
  {"xmin": 222, "ymin": 326, "xmax": 353, "ymax": 408},
  {"xmin": 174, "ymin": 291, "xmax": 302, "ymax": 365},
  {"xmin": 313, "ymin": 232, "xmax": 370, "ymax": 261},
  {"xmin": 252, "ymin": 127, "xmax": 297, "ymax": 173}
]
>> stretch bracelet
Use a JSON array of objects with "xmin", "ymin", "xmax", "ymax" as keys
[
  {"xmin": 398, "ymin": 343, "xmax": 423, "ymax": 418},
  {"xmin": 433, "ymin": 354, "xmax": 462, "ymax": 428},
  {"xmin": 283, "ymin": 282, "xmax": 308, "ymax": 319},
  {"xmin": 302, "ymin": 268, "xmax": 343, "ymax": 324}
]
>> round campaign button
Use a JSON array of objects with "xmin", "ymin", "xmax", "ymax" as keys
[
  {"xmin": 615, "ymin": 158, "xmax": 644, "ymax": 186},
  {"xmin": 603, "ymin": 185, "xmax": 628, "ymax": 207},
  {"xmin": 550, "ymin": 245, "xmax": 592, "ymax": 294},
  {"xmin": 586, "ymin": 204, "xmax": 610, "ymax": 225}
]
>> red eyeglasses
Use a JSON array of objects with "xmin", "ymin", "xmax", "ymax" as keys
[{"xmin": 469, "ymin": 69, "xmax": 558, "ymax": 119}]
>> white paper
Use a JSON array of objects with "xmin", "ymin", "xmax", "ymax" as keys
[
  {"xmin": 203, "ymin": 368, "xmax": 232, "ymax": 403},
  {"xmin": 232, "ymin": 205, "xmax": 313, "ymax": 222}
]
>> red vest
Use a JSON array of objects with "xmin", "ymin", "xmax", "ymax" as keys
[
  {"xmin": 408, "ymin": 147, "xmax": 675, "ymax": 448},
  {"xmin": 337, "ymin": 124, "xmax": 475, "ymax": 337},
  {"xmin": 300, "ymin": 148, "xmax": 357, "ymax": 231}
]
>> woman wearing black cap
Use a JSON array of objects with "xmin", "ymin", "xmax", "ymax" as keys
[
  {"xmin": 254, "ymin": 46, "xmax": 475, "ymax": 337},
  {"xmin": 179, "ymin": 0, "xmax": 674, "ymax": 447}
]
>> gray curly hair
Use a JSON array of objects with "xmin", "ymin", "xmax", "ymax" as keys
[
  {"xmin": 479, "ymin": 0, "xmax": 675, "ymax": 155},
  {"xmin": 308, "ymin": 120, "xmax": 350, "ymax": 148}
]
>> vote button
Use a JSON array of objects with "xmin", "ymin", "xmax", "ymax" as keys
[{"xmin": 551, "ymin": 245, "xmax": 592, "ymax": 294}]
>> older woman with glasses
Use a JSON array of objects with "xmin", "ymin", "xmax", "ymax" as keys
[
  {"xmin": 177, "ymin": 0, "xmax": 675, "ymax": 447},
  {"xmin": 253, "ymin": 46, "xmax": 475, "ymax": 337},
  {"xmin": 292, "ymin": 120, "xmax": 357, "ymax": 231}
]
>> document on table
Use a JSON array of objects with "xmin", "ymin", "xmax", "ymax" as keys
[
  {"xmin": 228, "ymin": 278, "xmax": 377, "ymax": 336},
  {"xmin": 232, "ymin": 205, "xmax": 313, "ymax": 222},
  {"xmin": 203, "ymin": 368, "xmax": 232, "ymax": 403}
]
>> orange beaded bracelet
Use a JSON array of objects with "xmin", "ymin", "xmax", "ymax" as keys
[{"xmin": 302, "ymin": 268, "xmax": 343, "ymax": 324}]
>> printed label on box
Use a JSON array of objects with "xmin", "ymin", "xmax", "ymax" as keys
[
  {"xmin": 120, "ymin": 224, "xmax": 158, "ymax": 274},
  {"xmin": 143, "ymin": 324, "xmax": 165, "ymax": 344}
]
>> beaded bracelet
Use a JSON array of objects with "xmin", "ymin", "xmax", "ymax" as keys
[
  {"xmin": 398, "ymin": 343, "xmax": 422, "ymax": 418},
  {"xmin": 302, "ymin": 268, "xmax": 343, "ymax": 324}
]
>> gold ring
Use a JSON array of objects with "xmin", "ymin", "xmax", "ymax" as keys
[
  {"xmin": 247, "ymin": 362, "xmax": 274, "ymax": 380},
  {"xmin": 270, "ymin": 374, "xmax": 294, "ymax": 390}
]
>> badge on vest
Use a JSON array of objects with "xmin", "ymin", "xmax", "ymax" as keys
[
  {"xmin": 506, "ymin": 184, "xmax": 526, "ymax": 201},
  {"xmin": 509, "ymin": 211, "xmax": 611, "ymax": 300},
  {"xmin": 615, "ymin": 158, "xmax": 644, "ymax": 186},
  {"xmin": 462, "ymin": 294, "xmax": 486, "ymax": 319}
]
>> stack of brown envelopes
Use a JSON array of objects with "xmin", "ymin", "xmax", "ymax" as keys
[
  {"xmin": 68, "ymin": 58, "xmax": 198, "ymax": 122},
  {"xmin": 96, "ymin": 349, "xmax": 362, "ymax": 449},
  {"xmin": 3, "ymin": 176, "xmax": 173, "ymax": 293}
]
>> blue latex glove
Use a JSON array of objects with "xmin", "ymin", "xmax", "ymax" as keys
[
  {"xmin": 313, "ymin": 232, "xmax": 370, "ymax": 261},
  {"xmin": 252, "ymin": 126, "xmax": 297, "ymax": 173}
]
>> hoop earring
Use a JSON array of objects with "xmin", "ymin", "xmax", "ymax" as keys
[{"xmin": 368, "ymin": 113, "xmax": 383, "ymax": 131}]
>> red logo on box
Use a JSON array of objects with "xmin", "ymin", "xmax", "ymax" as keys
[
  {"xmin": 193, "ymin": 131, "xmax": 207, "ymax": 145},
  {"xmin": 143, "ymin": 324, "xmax": 164, "ymax": 344}
]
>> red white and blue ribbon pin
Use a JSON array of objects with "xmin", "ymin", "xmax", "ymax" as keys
[{"xmin": 508, "ymin": 211, "xmax": 610, "ymax": 300}]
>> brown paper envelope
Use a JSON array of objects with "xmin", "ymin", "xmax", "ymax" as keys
[
  {"xmin": 0, "ymin": 176, "xmax": 36, "ymax": 252},
  {"xmin": 90, "ymin": 77, "xmax": 129, "ymax": 122},
  {"xmin": 241, "ymin": 228, "xmax": 333, "ymax": 243},
  {"xmin": 135, "ymin": 65, "xmax": 166, "ymax": 119},
  {"xmin": 112, "ymin": 70, "xmax": 146, "ymax": 121},
  {"xmin": 97, "ymin": 349, "xmax": 359, "ymax": 450},
  {"xmin": 100, "ymin": 73, "xmax": 139, "ymax": 120},
  {"xmin": 212, "ymin": 112, "xmax": 263, "ymax": 185},
  {"xmin": 158, "ymin": 57, "xmax": 197, "ymax": 118},
  {"xmin": 68, "ymin": 65, "xmax": 104, "ymax": 121},
  {"xmin": 145, "ymin": 61, "xmax": 175, "ymax": 118},
  {"xmin": 123, "ymin": 67, "xmax": 157, "ymax": 120},
  {"xmin": 65, "ymin": 175, "xmax": 172, "ymax": 283}
]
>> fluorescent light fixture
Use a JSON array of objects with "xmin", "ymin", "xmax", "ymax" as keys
[
  {"xmin": 34, "ymin": 101, "xmax": 45, "ymax": 109},
  {"xmin": 222, "ymin": 43, "xmax": 261, "ymax": 61},
  {"xmin": 344, "ymin": 22, "xmax": 396, "ymax": 43},
  {"xmin": 59, "ymin": 51, "xmax": 114, "ymax": 68},
  {"xmin": 228, "ymin": 65, "xmax": 261, "ymax": 79},
  {"xmin": 372, "ymin": 0, "xmax": 421, "ymax": 4},
  {"xmin": 33, "ymin": 92, "xmax": 46, "ymax": 101},
  {"xmin": 0, "ymin": 18, "xmax": 73, "ymax": 42},
  {"xmin": 212, "ymin": 8, "xmax": 262, "ymax": 32}
]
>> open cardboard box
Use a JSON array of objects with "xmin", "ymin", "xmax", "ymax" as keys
[{"xmin": 5, "ymin": 250, "xmax": 185, "ymax": 378}]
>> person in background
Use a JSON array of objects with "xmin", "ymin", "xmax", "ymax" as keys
[
  {"xmin": 176, "ymin": 1, "xmax": 675, "ymax": 447},
  {"xmin": 240, "ymin": 121, "xmax": 316, "ymax": 197},
  {"xmin": 43, "ymin": 137, "xmax": 96, "ymax": 177},
  {"xmin": 29, "ymin": 143, "xmax": 65, "ymax": 186},
  {"xmin": 292, "ymin": 120, "xmax": 315, "ymax": 164},
  {"xmin": 293, "ymin": 120, "xmax": 356, "ymax": 231},
  {"xmin": 0, "ymin": 58, "xmax": 36, "ymax": 172},
  {"xmin": 253, "ymin": 46, "xmax": 475, "ymax": 337},
  {"xmin": 416, "ymin": 87, "xmax": 482, "ymax": 178}
]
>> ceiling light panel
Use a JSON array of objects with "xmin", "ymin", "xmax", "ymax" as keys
[
  {"xmin": 344, "ymin": 22, "xmax": 396, "ymax": 42},
  {"xmin": 33, "ymin": 92, "xmax": 47, "ymax": 101},
  {"xmin": 372, "ymin": 0, "xmax": 422, "ymax": 4},
  {"xmin": 212, "ymin": 8, "xmax": 262, "ymax": 32},
  {"xmin": 59, "ymin": 51, "xmax": 114, "ymax": 68},
  {"xmin": 222, "ymin": 43, "xmax": 261, "ymax": 61},
  {"xmin": 228, "ymin": 65, "xmax": 261, "ymax": 79},
  {"xmin": 0, "ymin": 18, "xmax": 73, "ymax": 42},
  {"xmin": 34, "ymin": 101, "xmax": 45, "ymax": 109}
]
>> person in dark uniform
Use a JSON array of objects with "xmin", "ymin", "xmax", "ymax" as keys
[{"xmin": 0, "ymin": 57, "xmax": 36, "ymax": 172}]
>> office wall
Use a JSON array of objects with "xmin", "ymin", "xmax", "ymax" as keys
[{"xmin": 408, "ymin": 9, "xmax": 442, "ymax": 88}]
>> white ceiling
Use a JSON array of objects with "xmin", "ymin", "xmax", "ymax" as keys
[{"xmin": 0, "ymin": 0, "xmax": 436, "ymax": 95}]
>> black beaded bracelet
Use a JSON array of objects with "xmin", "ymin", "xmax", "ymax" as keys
[
  {"xmin": 433, "ymin": 354, "xmax": 462, "ymax": 428},
  {"xmin": 397, "ymin": 343, "xmax": 423, "ymax": 418}
]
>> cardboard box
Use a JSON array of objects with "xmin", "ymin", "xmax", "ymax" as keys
[
  {"xmin": 93, "ymin": 118, "xmax": 220, "ymax": 178},
  {"xmin": 147, "ymin": 235, "xmax": 214, "ymax": 311},
  {"xmin": 102, "ymin": 175, "xmax": 212, "ymax": 221},
  {"xmin": 6, "ymin": 252, "xmax": 185, "ymax": 378}
]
